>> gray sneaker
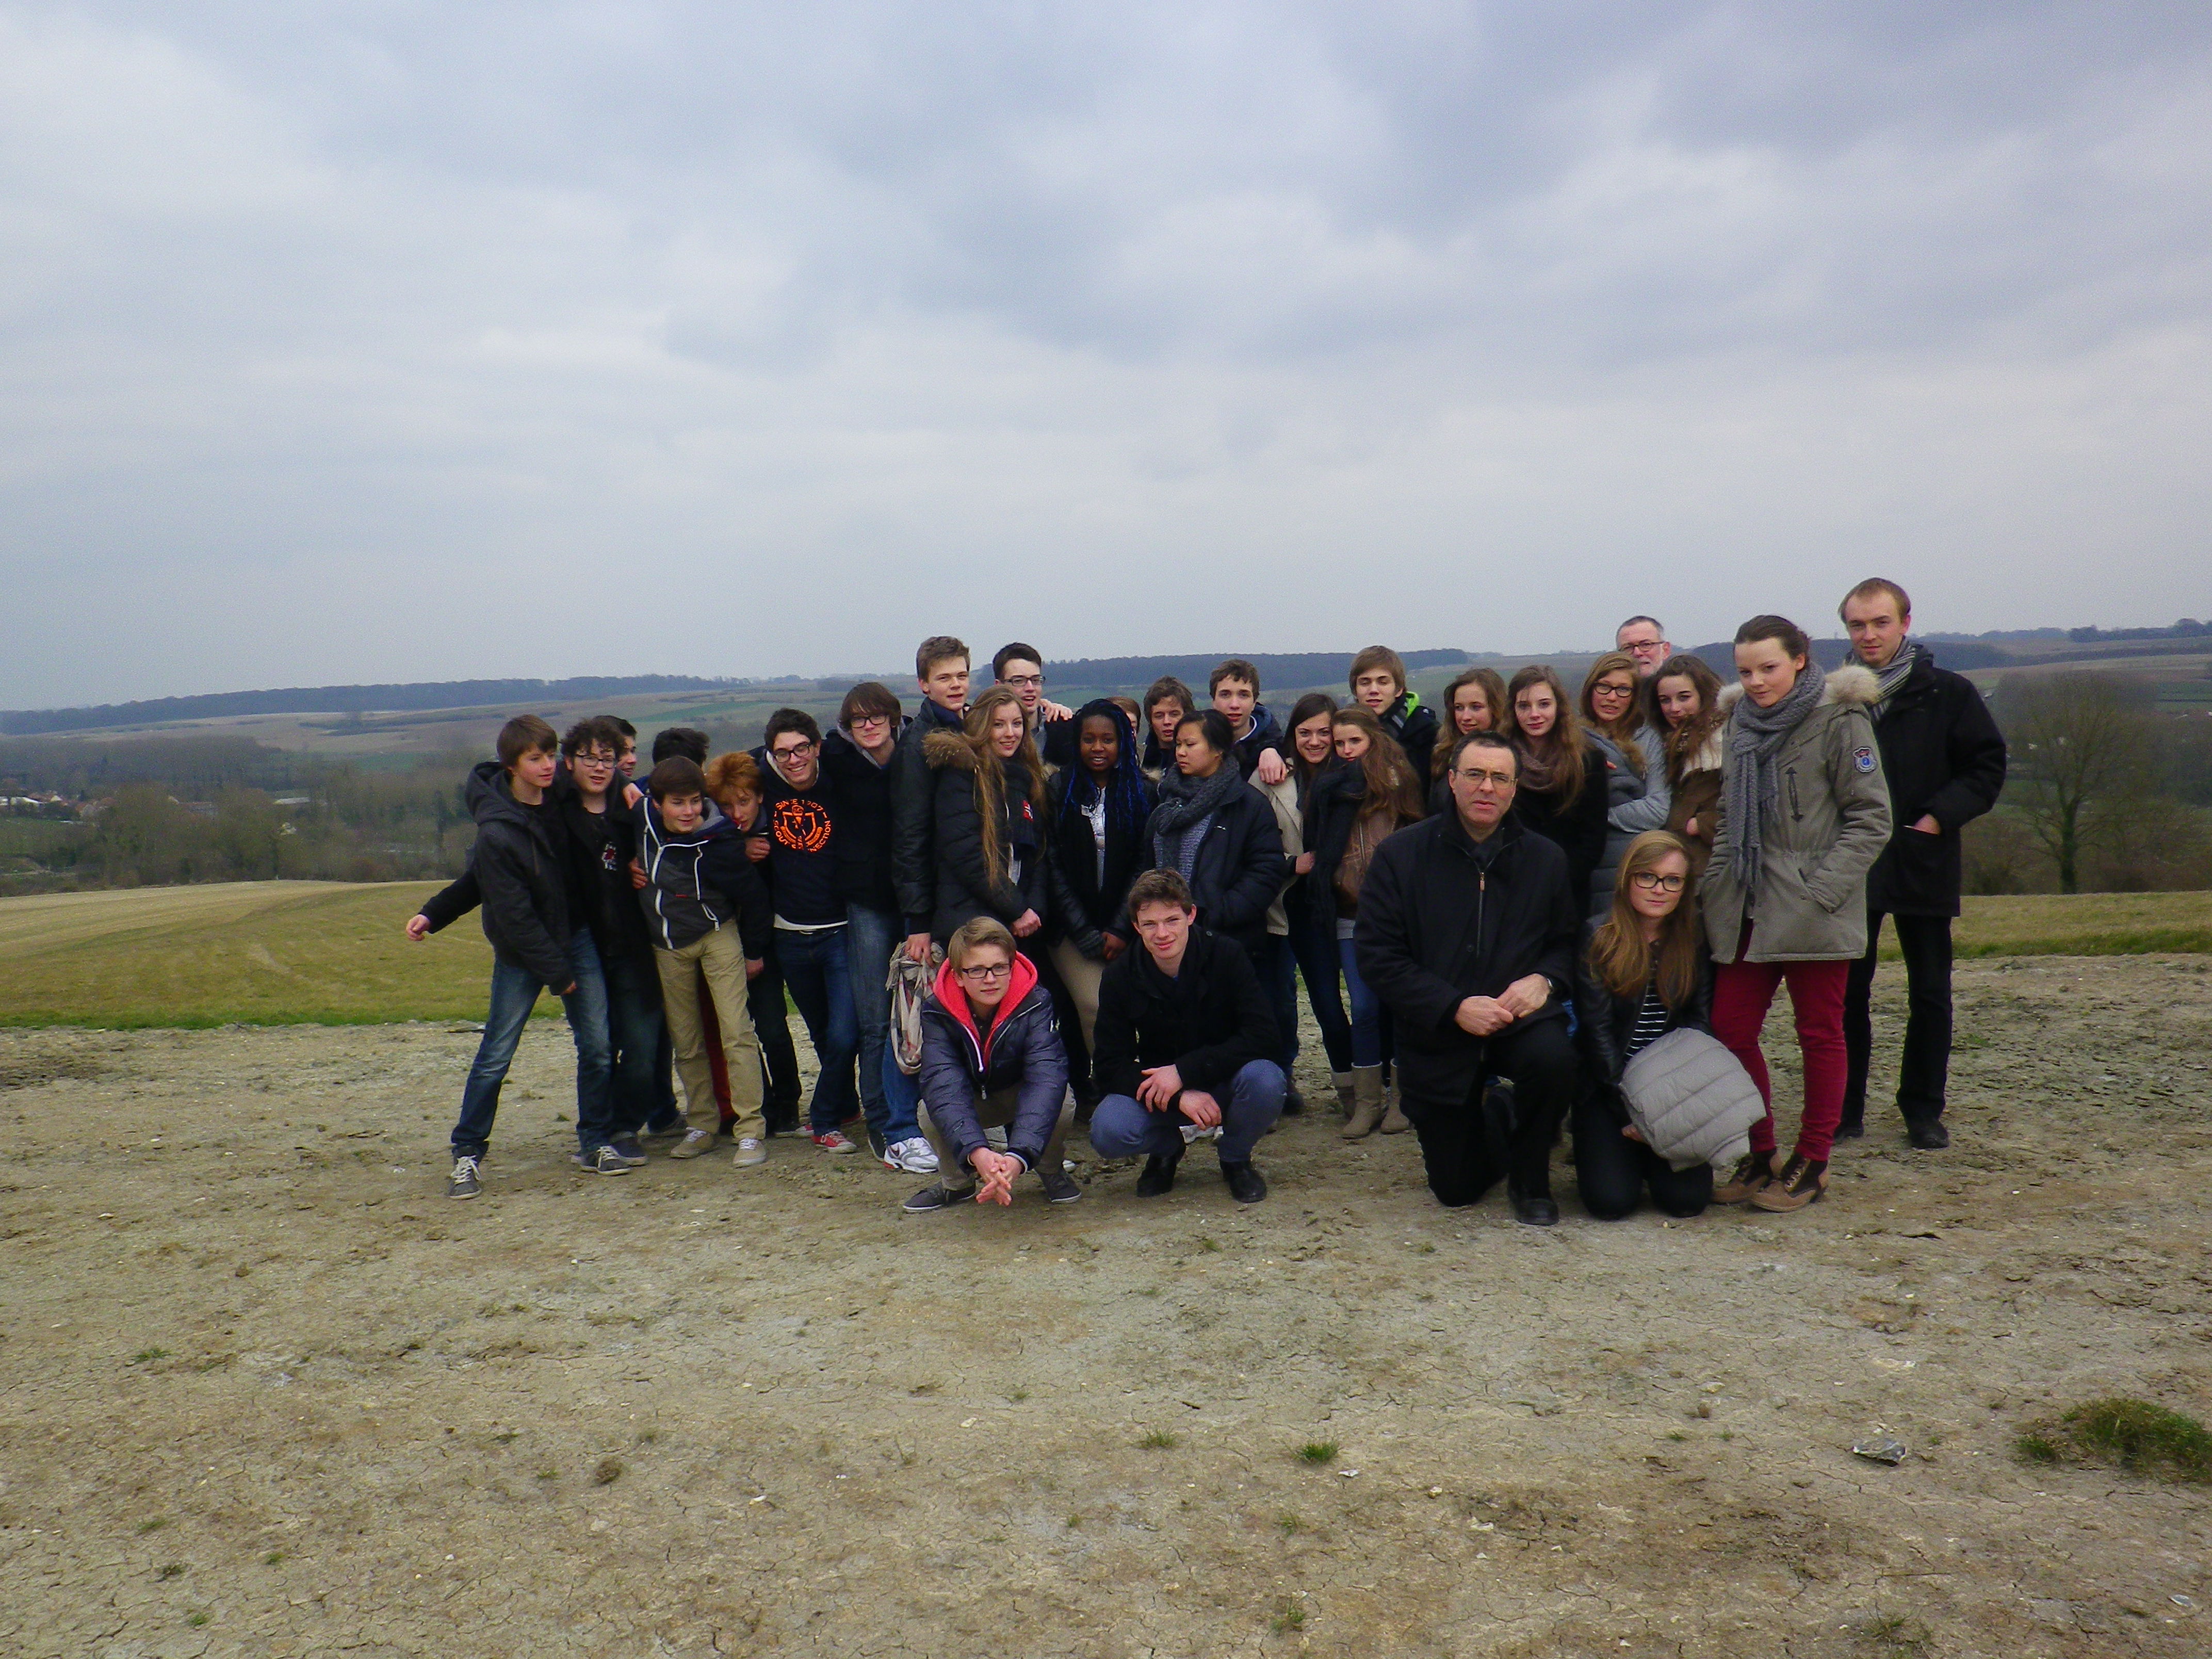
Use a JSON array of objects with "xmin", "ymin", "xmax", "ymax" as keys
[
  {"xmin": 902, "ymin": 1181, "xmax": 977, "ymax": 1213},
  {"xmin": 606, "ymin": 1133, "xmax": 649, "ymax": 1167},
  {"xmin": 446, "ymin": 1155, "xmax": 482, "ymax": 1199},
  {"xmin": 667, "ymin": 1129, "xmax": 717, "ymax": 1160},
  {"xmin": 1039, "ymin": 1164, "xmax": 1082, "ymax": 1204},
  {"xmin": 573, "ymin": 1145, "xmax": 631, "ymax": 1176}
]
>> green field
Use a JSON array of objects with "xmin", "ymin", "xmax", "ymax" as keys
[{"xmin": 2, "ymin": 880, "xmax": 2209, "ymax": 1029}]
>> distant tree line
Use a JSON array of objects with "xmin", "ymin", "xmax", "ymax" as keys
[{"xmin": 2065, "ymin": 619, "xmax": 2208, "ymax": 644}]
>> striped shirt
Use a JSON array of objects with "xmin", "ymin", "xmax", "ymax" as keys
[{"xmin": 1625, "ymin": 976, "xmax": 1671, "ymax": 1060}]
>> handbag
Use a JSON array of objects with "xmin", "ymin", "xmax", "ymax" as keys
[{"xmin": 887, "ymin": 942, "xmax": 944, "ymax": 1077}]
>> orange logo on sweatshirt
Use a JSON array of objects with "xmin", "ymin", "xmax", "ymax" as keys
[{"xmin": 772, "ymin": 797, "xmax": 833, "ymax": 854}]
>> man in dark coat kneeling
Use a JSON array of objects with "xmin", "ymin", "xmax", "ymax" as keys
[{"xmin": 1356, "ymin": 733, "xmax": 1583, "ymax": 1225}]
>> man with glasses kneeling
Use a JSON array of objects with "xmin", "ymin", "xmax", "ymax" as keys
[
  {"xmin": 901, "ymin": 917, "xmax": 1081, "ymax": 1211},
  {"xmin": 1356, "ymin": 733, "xmax": 1582, "ymax": 1225}
]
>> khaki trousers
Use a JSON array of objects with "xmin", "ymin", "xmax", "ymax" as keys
[
  {"xmin": 1046, "ymin": 937, "xmax": 1105, "ymax": 1055},
  {"xmin": 654, "ymin": 928, "xmax": 765, "ymax": 1142},
  {"xmin": 919, "ymin": 1085, "xmax": 1075, "ymax": 1193}
]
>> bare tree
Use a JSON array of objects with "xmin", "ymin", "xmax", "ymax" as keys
[{"xmin": 2000, "ymin": 674, "xmax": 2153, "ymax": 893}]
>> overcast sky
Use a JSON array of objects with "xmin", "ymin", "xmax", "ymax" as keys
[{"xmin": 3, "ymin": 3, "xmax": 2207, "ymax": 708}]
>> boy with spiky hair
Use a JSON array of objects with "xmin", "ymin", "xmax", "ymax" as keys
[
  {"xmin": 1347, "ymin": 645, "xmax": 1440, "ymax": 779},
  {"xmin": 412, "ymin": 714, "xmax": 615, "ymax": 1198}
]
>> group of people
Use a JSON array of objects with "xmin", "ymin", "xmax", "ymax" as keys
[{"xmin": 410, "ymin": 576, "xmax": 2007, "ymax": 1225}]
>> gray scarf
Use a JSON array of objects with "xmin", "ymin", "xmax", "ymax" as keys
[
  {"xmin": 1869, "ymin": 641, "xmax": 1919, "ymax": 722},
  {"xmin": 1147, "ymin": 762, "xmax": 1246, "ymax": 881},
  {"xmin": 1724, "ymin": 660, "xmax": 1828, "ymax": 888}
]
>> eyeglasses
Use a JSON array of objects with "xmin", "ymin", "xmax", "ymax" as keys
[
  {"xmin": 570, "ymin": 752, "xmax": 616, "ymax": 770},
  {"xmin": 1591, "ymin": 682, "xmax": 1636, "ymax": 701},
  {"xmin": 770, "ymin": 742, "xmax": 815, "ymax": 761},
  {"xmin": 1454, "ymin": 769, "xmax": 1516, "ymax": 788},
  {"xmin": 1630, "ymin": 872, "xmax": 1686, "ymax": 892},
  {"xmin": 1002, "ymin": 675, "xmax": 1044, "ymax": 690},
  {"xmin": 956, "ymin": 962, "xmax": 1012, "ymax": 982},
  {"xmin": 849, "ymin": 713, "xmax": 891, "ymax": 727}
]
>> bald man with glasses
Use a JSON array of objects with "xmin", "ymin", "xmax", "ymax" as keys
[{"xmin": 1355, "ymin": 733, "xmax": 1583, "ymax": 1225}]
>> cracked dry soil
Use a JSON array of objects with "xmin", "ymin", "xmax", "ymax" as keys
[{"xmin": 3, "ymin": 955, "xmax": 2209, "ymax": 1657}]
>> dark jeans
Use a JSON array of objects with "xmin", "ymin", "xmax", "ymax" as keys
[
  {"xmin": 1843, "ymin": 910, "xmax": 1955, "ymax": 1128},
  {"xmin": 451, "ymin": 931, "xmax": 613, "ymax": 1159},
  {"xmin": 1571, "ymin": 1091, "xmax": 1712, "ymax": 1219},
  {"xmin": 1406, "ymin": 1018, "xmax": 1575, "ymax": 1208},
  {"xmin": 777, "ymin": 926, "xmax": 861, "ymax": 1134},
  {"xmin": 1286, "ymin": 909, "xmax": 1353, "ymax": 1073},
  {"xmin": 844, "ymin": 902, "xmax": 921, "ymax": 1144},
  {"xmin": 1089, "ymin": 1060, "xmax": 1286, "ymax": 1166},
  {"xmin": 1250, "ymin": 934, "xmax": 1300, "ymax": 1080},
  {"xmin": 750, "ymin": 952, "xmax": 804, "ymax": 1131},
  {"xmin": 602, "ymin": 948, "xmax": 666, "ymax": 1135}
]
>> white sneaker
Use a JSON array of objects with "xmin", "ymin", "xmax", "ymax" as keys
[
  {"xmin": 884, "ymin": 1136, "xmax": 940, "ymax": 1175},
  {"xmin": 732, "ymin": 1137, "xmax": 767, "ymax": 1168}
]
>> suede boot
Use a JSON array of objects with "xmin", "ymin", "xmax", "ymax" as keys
[
  {"xmin": 1331, "ymin": 1071, "xmax": 1356, "ymax": 1116},
  {"xmin": 1341, "ymin": 1065, "xmax": 1387, "ymax": 1139}
]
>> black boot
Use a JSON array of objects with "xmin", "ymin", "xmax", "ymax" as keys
[
  {"xmin": 1221, "ymin": 1161, "xmax": 1267, "ymax": 1205},
  {"xmin": 1135, "ymin": 1149, "xmax": 1181, "ymax": 1198},
  {"xmin": 1905, "ymin": 1116, "xmax": 1949, "ymax": 1150}
]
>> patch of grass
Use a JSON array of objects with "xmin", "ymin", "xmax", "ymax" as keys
[
  {"xmin": 2060, "ymin": 1397, "xmax": 2212, "ymax": 1481},
  {"xmin": 186, "ymin": 1612, "xmax": 210, "ymax": 1628},
  {"xmin": 1196, "ymin": 1235, "xmax": 1222, "ymax": 1253},
  {"xmin": 1860, "ymin": 1613, "xmax": 1928, "ymax": 1652},
  {"xmin": 1065, "ymin": 1514, "xmax": 1081, "ymax": 1529},
  {"xmin": 1276, "ymin": 1514, "xmax": 1302, "ymax": 1535},
  {"xmin": 1296, "ymin": 1441, "xmax": 1338, "ymax": 1465},
  {"xmin": 1941, "ymin": 891, "xmax": 2212, "ymax": 960},
  {"xmin": 0, "ymin": 881, "xmax": 527, "ymax": 1028},
  {"xmin": 2014, "ymin": 1431, "xmax": 2061, "ymax": 1465},
  {"xmin": 158, "ymin": 1563, "xmax": 185, "ymax": 1579},
  {"xmin": 1006, "ymin": 1389, "xmax": 1030, "ymax": 1403},
  {"xmin": 263, "ymin": 1552, "xmax": 285, "ymax": 1566},
  {"xmin": 1270, "ymin": 1599, "xmax": 1307, "ymax": 1633},
  {"xmin": 1137, "ymin": 1430, "xmax": 1179, "ymax": 1450},
  {"xmin": 137, "ymin": 1518, "xmax": 167, "ymax": 1534},
  {"xmin": 593, "ymin": 1457, "xmax": 623, "ymax": 1485},
  {"xmin": 1665, "ymin": 1431, "xmax": 1688, "ymax": 1442},
  {"xmin": 535, "ymin": 1469, "xmax": 558, "ymax": 1482},
  {"xmin": 131, "ymin": 1347, "xmax": 169, "ymax": 1364},
  {"xmin": 492, "ymin": 1430, "xmax": 518, "ymax": 1444}
]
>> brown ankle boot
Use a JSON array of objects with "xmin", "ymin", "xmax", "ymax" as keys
[
  {"xmin": 1713, "ymin": 1148, "xmax": 1777, "ymax": 1204},
  {"xmin": 1341, "ymin": 1066, "xmax": 1386, "ymax": 1139},
  {"xmin": 1379, "ymin": 1092, "xmax": 1411, "ymax": 1134},
  {"xmin": 1751, "ymin": 1154, "xmax": 1828, "ymax": 1213}
]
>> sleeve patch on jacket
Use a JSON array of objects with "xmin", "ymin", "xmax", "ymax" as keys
[{"xmin": 1852, "ymin": 745, "xmax": 1876, "ymax": 773}]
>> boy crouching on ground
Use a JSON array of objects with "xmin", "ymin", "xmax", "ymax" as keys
[{"xmin": 638, "ymin": 755, "xmax": 775, "ymax": 1167}]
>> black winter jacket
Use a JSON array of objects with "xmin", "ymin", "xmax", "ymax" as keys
[
  {"xmin": 1380, "ymin": 692, "xmax": 1441, "ymax": 781},
  {"xmin": 418, "ymin": 772, "xmax": 654, "ymax": 968},
  {"xmin": 891, "ymin": 700, "xmax": 968, "ymax": 934},
  {"xmin": 1511, "ymin": 744, "xmax": 1612, "ymax": 902},
  {"xmin": 1299, "ymin": 762, "xmax": 1376, "ymax": 931},
  {"xmin": 1229, "ymin": 704, "xmax": 1290, "ymax": 780},
  {"xmin": 448, "ymin": 761, "xmax": 575, "ymax": 987},
  {"xmin": 1864, "ymin": 650, "xmax": 2007, "ymax": 917},
  {"xmin": 819, "ymin": 726, "xmax": 900, "ymax": 914},
  {"xmin": 1093, "ymin": 928, "xmax": 1278, "ymax": 1106},
  {"xmin": 1571, "ymin": 918, "xmax": 1714, "ymax": 1121},
  {"xmin": 915, "ymin": 953, "xmax": 1068, "ymax": 1173},
  {"xmin": 1142, "ymin": 776, "xmax": 1287, "ymax": 951},
  {"xmin": 1354, "ymin": 812, "xmax": 1581, "ymax": 1115},
  {"xmin": 919, "ymin": 731, "xmax": 1047, "ymax": 943},
  {"xmin": 1044, "ymin": 768, "xmax": 1153, "ymax": 956}
]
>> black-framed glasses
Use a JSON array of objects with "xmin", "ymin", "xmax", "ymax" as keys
[
  {"xmin": 956, "ymin": 963, "xmax": 1012, "ymax": 982},
  {"xmin": 770, "ymin": 742, "xmax": 816, "ymax": 762},
  {"xmin": 1630, "ymin": 872, "xmax": 1686, "ymax": 892},
  {"xmin": 570, "ymin": 751, "xmax": 617, "ymax": 770}
]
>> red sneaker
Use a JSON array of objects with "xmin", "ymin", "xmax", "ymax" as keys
[{"xmin": 811, "ymin": 1130, "xmax": 860, "ymax": 1155}]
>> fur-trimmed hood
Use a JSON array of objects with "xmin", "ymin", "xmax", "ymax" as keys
[
  {"xmin": 1715, "ymin": 661, "xmax": 1877, "ymax": 717},
  {"xmin": 923, "ymin": 727, "xmax": 979, "ymax": 771}
]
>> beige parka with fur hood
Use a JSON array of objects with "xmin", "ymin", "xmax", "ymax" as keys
[{"xmin": 1700, "ymin": 663, "xmax": 1892, "ymax": 964}]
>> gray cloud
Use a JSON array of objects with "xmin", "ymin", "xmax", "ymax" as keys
[{"xmin": 1, "ymin": 2, "xmax": 2206, "ymax": 707}]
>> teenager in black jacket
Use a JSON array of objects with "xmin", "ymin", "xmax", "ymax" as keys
[
  {"xmin": 1356, "ymin": 733, "xmax": 1582, "ymax": 1226},
  {"xmin": 1143, "ymin": 710, "xmax": 1287, "ymax": 955},
  {"xmin": 1502, "ymin": 664, "xmax": 1610, "ymax": 899},
  {"xmin": 919, "ymin": 686, "xmax": 1048, "ymax": 945},
  {"xmin": 1837, "ymin": 580, "xmax": 2008, "ymax": 1148},
  {"xmin": 889, "ymin": 635, "xmax": 972, "ymax": 963},
  {"xmin": 1571, "ymin": 832, "xmax": 1714, "ymax": 1219},
  {"xmin": 1087, "ymin": 871, "xmax": 1284, "ymax": 1204},
  {"xmin": 1043, "ymin": 700, "xmax": 1154, "ymax": 1098},
  {"xmin": 407, "ymin": 718, "xmax": 614, "ymax": 1197},
  {"xmin": 1349, "ymin": 645, "xmax": 1441, "ymax": 781}
]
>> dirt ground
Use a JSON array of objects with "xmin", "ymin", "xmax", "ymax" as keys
[{"xmin": 4, "ymin": 955, "xmax": 2209, "ymax": 1658}]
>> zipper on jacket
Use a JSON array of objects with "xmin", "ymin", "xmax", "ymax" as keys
[{"xmin": 1787, "ymin": 771, "xmax": 1802, "ymax": 822}]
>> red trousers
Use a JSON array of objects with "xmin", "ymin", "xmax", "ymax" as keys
[{"xmin": 1711, "ymin": 926, "xmax": 1851, "ymax": 1163}]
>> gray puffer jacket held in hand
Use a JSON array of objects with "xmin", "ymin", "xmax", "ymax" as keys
[{"xmin": 1700, "ymin": 664, "xmax": 1892, "ymax": 964}]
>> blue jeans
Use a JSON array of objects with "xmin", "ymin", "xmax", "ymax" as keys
[
  {"xmin": 1287, "ymin": 908, "xmax": 1352, "ymax": 1073},
  {"xmin": 1339, "ymin": 935, "xmax": 1389, "ymax": 1069},
  {"xmin": 451, "ymin": 931, "xmax": 613, "ymax": 1159},
  {"xmin": 602, "ymin": 948, "xmax": 666, "ymax": 1136},
  {"xmin": 1089, "ymin": 1060, "xmax": 1285, "ymax": 1166},
  {"xmin": 776, "ymin": 926, "xmax": 861, "ymax": 1134},
  {"xmin": 844, "ymin": 902, "xmax": 921, "ymax": 1145}
]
